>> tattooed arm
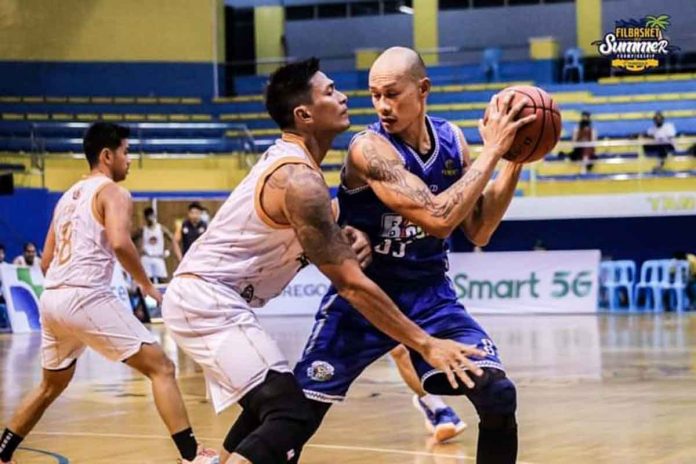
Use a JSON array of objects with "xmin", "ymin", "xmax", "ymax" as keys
[
  {"xmin": 348, "ymin": 92, "xmax": 535, "ymax": 239},
  {"xmin": 280, "ymin": 165, "xmax": 485, "ymax": 388},
  {"xmin": 453, "ymin": 127, "xmax": 524, "ymax": 247}
]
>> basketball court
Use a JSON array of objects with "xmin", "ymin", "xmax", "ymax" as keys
[{"xmin": 2, "ymin": 312, "xmax": 695, "ymax": 463}]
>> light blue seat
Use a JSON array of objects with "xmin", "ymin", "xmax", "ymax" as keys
[
  {"xmin": 600, "ymin": 260, "xmax": 636, "ymax": 311},
  {"xmin": 481, "ymin": 48, "xmax": 501, "ymax": 82},
  {"xmin": 562, "ymin": 48, "xmax": 584, "ymax": 83},
  {"xmin": 664, "ymin": 260, "xmax": 691, "ymax": 312},
  {"xmin": 634, "ymin": 259, "xmax": 670, "ymax": 311}
]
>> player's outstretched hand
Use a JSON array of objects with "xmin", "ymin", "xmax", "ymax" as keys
[
  {"xmin": 478, "ymin": 91, "xmax": 537, "ymax": 157},
  {"xmin": 421, "ymin": 337, "xmax": 485, "ymax": 389},
  {"xmin": 344, "ymin": 225, "xmax": 373, "ymax": 269},
  {"xmin": 140, "ymin": 282, "xmax": 163, "ymax": 306}
]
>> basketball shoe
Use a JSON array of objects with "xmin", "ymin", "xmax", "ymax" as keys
[
  {"xmin": 412, "ymin": 395, "xmax": 467, "ymax": 443},
  {"xmin": 178, "ymin": 446, "xmax": 219, "ymax": 464}
]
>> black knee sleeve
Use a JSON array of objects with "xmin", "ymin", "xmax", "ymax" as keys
[
  {"xmin": 425, "ymin": 368, "xmax": 517, "ymax": 421},
  {"xmin": 234, "ymin": 371, "xmax": 317, "ymax": 464},
  {"xmin": 470, "ymin": 369, "xmax": 517, "ymax": 421}
]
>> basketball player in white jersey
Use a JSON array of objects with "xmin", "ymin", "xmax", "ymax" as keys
[
  {"xmin": 162, "ymin": 58, "xmax": 486, "ymax": 464},
  {"xmin": 0, "ymin": 123, "xmax": 217, "ymax": 464},
  {"xmin": 135, "ymin": 206, "xmax": 182, "ymax": 283}
]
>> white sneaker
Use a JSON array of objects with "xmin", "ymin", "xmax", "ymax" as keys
[{"xmin": 179, "ymin": 446, "xmax": 220, "ymax": 464}]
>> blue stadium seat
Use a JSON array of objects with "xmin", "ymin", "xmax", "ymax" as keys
[{"xmin": 562, "ymin": 48, "xmax": 584, "ymax": 83}]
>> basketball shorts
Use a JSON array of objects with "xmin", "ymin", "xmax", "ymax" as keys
[
  {"xmin": 141, "ymin": 256, "xmax": 168, "ymax": 280},
  {"xmin": 162, "ymin": 276, "xmax": 291, "ymax": 414},
  {"xmin": 294, "ymin": 276, "xmax": 504, "ymax": 403},
  {"xmin": 40, "ymin": 287, "xmax": 157, "ymax": 370}
]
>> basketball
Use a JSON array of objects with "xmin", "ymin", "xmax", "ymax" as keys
[{"xmin": 486, "ymin": 85, "xmax": 562, "ymax": 164}]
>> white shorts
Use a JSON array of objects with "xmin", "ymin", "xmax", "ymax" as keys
[
  {"xmin": 40, "ymin": 287, "xmax": 157, "ymax": 370},
  {"xmin": 162, "ymin": 277, "xmax": 290, "ymax": 414},
  {"xmin": 141, "ymin": 256, "xmax": 168, "ymax": 280}
]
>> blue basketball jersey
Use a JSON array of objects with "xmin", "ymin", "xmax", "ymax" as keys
[{"xmin": 339, "ymin": 115, "xmax": 465, "ymax": 283}]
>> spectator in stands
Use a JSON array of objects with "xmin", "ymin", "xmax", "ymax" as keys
[
  {"xmin": 571, "ymin": 111, "xmax": 597, "ymax": 174},
  {"xmin": 175, "ymin": 202, "xmax": 207, "ymax": 256},
  {"xmin": 0, "ymin": 244, "xmax": 6, "ymax": 264},
  {"xmin": 12, "ymin": 242, "xmax": 41, "ymax": 271},
  {"xmin": 645, "ymin": 111, "xmax": 676, "ymax": 171}
]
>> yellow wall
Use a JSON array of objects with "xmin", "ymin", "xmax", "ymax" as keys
[
  {"xmin": 254, "ymin": 6, "xmax": 285, "ymax": 75},
  {"xmin": 413, "ymin": 0, "xmax": 439, "ymax": 66},
  {"xmin": 0, "ymin": 0, "xmax": 224, "ymax": 62},
  {"xmin": 576, "ymin": 0, "xmax": 602, "ymax": 56},
  {"xmin": 2, "ymin": 153, "xmax": 343, "ymax": 192}
]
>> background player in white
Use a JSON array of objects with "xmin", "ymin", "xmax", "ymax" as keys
[
  {"xmin": 0, "ymin": 123, "xmax": 217, "ymax": 464},
  {"xmin": 135, "ymin": 206, "xmax": 182, "ymax": 283},
  {"xmin": 162, "ymin": 58, "xmax": 485, "ymax": 464}
]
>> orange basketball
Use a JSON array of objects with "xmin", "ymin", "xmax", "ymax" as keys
[{"xmin": 485, "ymin": 85, "xmax": 562, "ymax": 164}]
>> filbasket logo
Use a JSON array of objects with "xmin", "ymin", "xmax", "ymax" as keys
[{"xmin": 593, "ymin": 15, "xmax": 680, "ymax": 72}]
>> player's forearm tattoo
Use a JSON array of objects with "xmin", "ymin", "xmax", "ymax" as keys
[
  {"xmin": 285, "ymin": 168, "xmax": 356, "ymax": 266},
  {"xmin": 362, "ymin": 141, "xmax": 483, "ymax": 219}
]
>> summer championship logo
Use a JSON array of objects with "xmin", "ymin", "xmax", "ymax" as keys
[{"xmin": 593, "ymin": 15, "xmax": 680, "ymax": 72}]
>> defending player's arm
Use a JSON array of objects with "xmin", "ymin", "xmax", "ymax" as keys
[
  {"xmin": 162, "ymin": 226, "xmax": 183, "ymax": 261},
  {"xmin": 279, "ymin": 164, "xmax": 485, "ymax": 388},
  {"xmin": 40, "ymin": 220, "xmax": 56, "ymax": 275},
  {"xmin": 454, "ymin": 127, "xmax": 523, "ymax": 246},
  {"xmin": 348, "ymin": 92, "xmax": 534, "ymax": 239},
  {"xmin": 100, "ymin": 184, "xmax": 162, "ymax": 304}
]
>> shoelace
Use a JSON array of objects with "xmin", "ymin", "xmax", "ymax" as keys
[
  {"xmin": 197, "ymin": 448, "xmax": 218, "ymax": 457},
  {"xmin": 434, "ymin": 408, "xmax": 459, "ymax": 424}
]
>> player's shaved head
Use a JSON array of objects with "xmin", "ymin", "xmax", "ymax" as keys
[{"xmin": 370, "ymin": 47, "xmax": 427, "ymax": 83}]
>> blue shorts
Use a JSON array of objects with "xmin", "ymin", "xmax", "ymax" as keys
[{"xmin": 294, "ymin": 276, "xmax": 504, "ymax": 403}]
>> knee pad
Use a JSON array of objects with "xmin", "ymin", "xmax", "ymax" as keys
[
  {"xmin": 467, "ymin": 370, "xmax": 517, "ymax": 427},
  {"xmin": 236, "ymin": 371, "xmax": 317, "ymax": 463},
  {"xmin": 424, "ymin": 368, "xmax": 517, "ymax": 417}
]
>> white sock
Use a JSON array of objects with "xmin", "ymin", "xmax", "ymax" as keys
[{"xmin": 419, "ymin": 394, "xmax": 448, "ymax": 412}]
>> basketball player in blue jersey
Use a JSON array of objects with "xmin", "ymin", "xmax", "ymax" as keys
[{"xmin": 290, "ymin": 47, "xmax": 535, "ymax": 464}]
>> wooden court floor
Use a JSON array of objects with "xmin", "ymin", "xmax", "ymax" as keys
[{"xmin": 2, "ymin": 313, "xmax": 696, "ymax": 463}]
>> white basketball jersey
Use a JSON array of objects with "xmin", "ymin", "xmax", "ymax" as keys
[
  {"xmin": 142, "ymin": 223, "xmax": 165, "ymax": 257},
  {"xmin": 175, "ymin": 135, "xmax": 320, "ymax": 308},
  {"xmin": 44, "ymin": 175, "xmax": 117, "ymax": 289}
]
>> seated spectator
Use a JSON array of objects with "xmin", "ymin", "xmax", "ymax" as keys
[
  {"xmin": 673, "ymin": 251, "xmax": 696, "ymax": 310},
  {"xmin": 12, "ymin": 242, "xmax": 41, "ymax": 272},
  {"xmin": 645, "ymin": 111, "xmax": 676, "ymax": 171},
  {"xmin": 571, "ymin": 111, "xmax": 597, "ymax": 173}
]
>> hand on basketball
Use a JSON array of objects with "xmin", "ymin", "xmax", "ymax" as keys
[
  {"xmin": 344, "ymin": 225, "xmax": 373, "ymax": 269},
  {"xmin": 421, "ymin": 337, "xmax": 485, "ymax": 389},
  {"xmin": 479, "ymin": 91, "xmax": 537, "ymax": 158},
  {"xmin": 140, "ymin": 282, "xmax": 163, "ymax": 306}
]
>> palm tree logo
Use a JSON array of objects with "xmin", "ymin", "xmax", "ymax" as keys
[{"xmin": 644, "ymin": 15, "xmax": 670, "ymax": 38}]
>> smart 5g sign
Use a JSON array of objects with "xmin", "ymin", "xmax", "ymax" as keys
[
  {"xmin": 448, "ymin": 250, "xmax": 600, "ymax": 313},
  {"xmin": 261, "ymin": 250, "xmax": 601, "ymax": 316}
]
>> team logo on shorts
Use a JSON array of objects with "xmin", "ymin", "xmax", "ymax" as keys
[{"xmin": 307, "ymin": 361, "xmax": 335, "ymax": 382}]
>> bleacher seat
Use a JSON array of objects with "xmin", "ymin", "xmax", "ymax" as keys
[
  {"xmin": 634, "ymin": 259, "xmax": 670, "ymax": 312},
  {"xmin": 562, "ymin": 48, "xmax": 584, "ymax": 83},
  {"xmin": 600, "ymin": 260, "xmax": 636, "ymax": 311}
]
